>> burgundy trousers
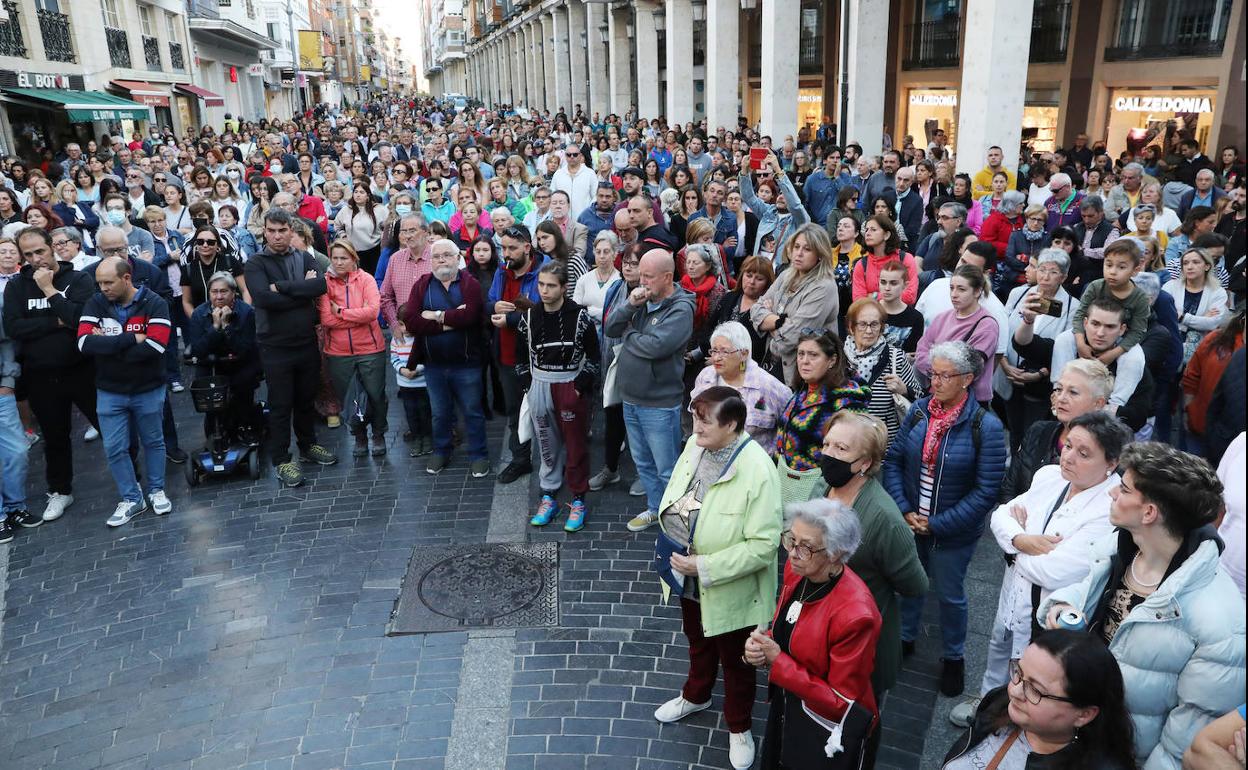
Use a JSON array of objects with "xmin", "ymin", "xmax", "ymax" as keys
[{"xmin": 679, "ymin": 598, "xmax": 758, "ymax": 733}]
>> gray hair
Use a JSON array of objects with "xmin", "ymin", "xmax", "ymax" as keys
[
  {"xmin": 1121, "ymin": 162, "xmax": 1144, "ymax": 177},
  {"xmin": 593, "ymin": 229, "xmax": 620, "ymax": 251},
  {"xmin": 207, "ymin": 270, "xmax": 238, "ymax": 292},
  {"xmin": 999, "ymin": 190, "xmax": 1027, "ymax": 216},
  {"xmin": 50, "ymin": 226, "xmax": 82, "ymax": 246},
  {"xmin": 1195, "ymin": 168, "xmax": 1216, "ymax": 182},
  {"xmin": 1131, "ymin": 270, "xmax": 1161, "ymax": 302},
  {"xmin": 929, "ymin": 340, "xmax": 984, "ymax": 378},
  {"xmin": 940, "ymin": 201, "xmax": 967, "ymax": 221},
  {"xmin": 783, "ymin": 498, "xmax": 862, "ymax": 563},
  {"xmin": 1079, "ymin": 194, "xmax": 1104, "ymax": 214},
  {"xmin": 400, "ymin": 212, "xmax": 427, "ymax": 229},
  {"xmin": 1059, "ymin": 358, "xmax": 1115, "ymax": 402},
  {"xmin": 1034, "ymin": 247, "xmax": 1070, "ymax": 274},
  {"xmin": 685, "ymin": 243, "xmax": 720, "ymax": 277},
  {"xmin": 429, "ymin": 238, "xmax": 460, "ymax": 259},
  {"xmin": 1050, "ymin": 172, "xmax": 1073, "ymax": 189},
  {"xmin": 709, "ymin": 321, "xmax": 753, "ymax": 354}
]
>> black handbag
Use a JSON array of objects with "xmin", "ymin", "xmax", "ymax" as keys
[
  {"xmin": 651, "ymin": 438, "xmax": 753, "ymax": 596},
  {"xmin": 780, "ymin": 691, "xmax": 876, "ymax": 770}
]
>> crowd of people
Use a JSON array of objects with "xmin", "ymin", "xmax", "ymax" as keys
[{"xmin": 0, "ymin": 96, "xmax": 1244, "ymax": 770}]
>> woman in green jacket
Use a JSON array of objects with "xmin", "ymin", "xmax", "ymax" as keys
[
  {"xmin": 652, "ymin": 385, "xmax": 782, "ymax": 770},
  {"xmin": 810, "ymin": 409, "xmax": 929, "ymax": 768}
]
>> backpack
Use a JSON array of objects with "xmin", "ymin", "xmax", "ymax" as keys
[{"xmin": 904, "ymin": 403, "xmax": 986, "ymax": 452}]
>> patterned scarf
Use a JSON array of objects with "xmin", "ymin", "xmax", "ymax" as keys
[
  {"xmin": 922, "ymin": 392, "xmax": 969, "ymax": 466},
  {"xmin": 844, "ymin": 337, "xmax": 888, "ymax": 383}
]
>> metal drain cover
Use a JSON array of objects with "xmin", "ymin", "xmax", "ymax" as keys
[{"xmin": 388, "ymin": 542, "xmax": 560, "ymax": 634}]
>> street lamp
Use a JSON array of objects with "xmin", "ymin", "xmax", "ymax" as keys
[
  {"xmin": 598, "ymin": 20, "xmax": 609, "ymax": 44},
  {"xmin": 740, "ymin": 0, "xmax": 757, "ymax": 9},
  {"xmin": 692, "ymin": 0, "xmax": 705, "ymax": 23}
]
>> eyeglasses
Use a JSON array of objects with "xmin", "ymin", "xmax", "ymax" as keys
[
  {"xmin": 929, "ymin": 370, "xmax": 968, "ymax": 382},
  {"xmin": 780, "ymin": 531, "xmax": 826, "ymax": 561},
  {"xmin": 1009, "ymin": 660, "xmax": 1075, "ymax": 705},
  {"xmin": 565, "ymin": 152, "xmax": 580, "ymax": 157},
  {"xmin": 708, "ymin": 348, "xmax": 740, "ymax": 359},
  {"xmin": 194, "ymin": 239, "xmax": 218, "ymax": 246},
  {"xmin": 100, "ymin": 246, "xmax": 129, "ymax": 257},
  {"xmin": 853, "ymin": 321, "xmax": 882, "ymax": 330},
  {"xmin": 51, "ymin": 240, "xmax": 70, "ymax": 248}
]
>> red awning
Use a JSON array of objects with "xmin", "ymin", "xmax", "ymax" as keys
[
  {"xmin": 110, "ymin": 80, "xmax": 170, "ymax": 108},
  {"xmin": 173, "ymin": 83, "xmax": 225, "ymax": 107}
]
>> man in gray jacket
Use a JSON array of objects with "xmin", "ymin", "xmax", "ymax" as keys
[{"xmin": 602, "ymin": 249, "xmax": 693, "ymax": 532}]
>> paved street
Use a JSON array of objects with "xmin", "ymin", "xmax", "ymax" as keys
[{"xmin": 0, "ymin": 388, "xmax": 1005, "ymax": 770}]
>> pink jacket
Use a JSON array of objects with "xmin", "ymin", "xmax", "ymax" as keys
[{"xmin": 317, "ymin": 267, "xmax": 385, "ymax": 356}]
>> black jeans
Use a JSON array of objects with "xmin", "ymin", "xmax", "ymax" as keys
[
  {"xmin": 398, "ymin": 387, "xmax": 432, "ymax": 438},
  {"xmin": 496, "ymin": 360, "xmax": 530, "ymax": 463},
  {"xmin": 260, "ymin": 343, "xmax": 320, "ymax": 465},
  {"xmin": 603, "ymin": 403, "xmax": 626, "ymax": 472},
  {"xmin": 24, "ymin": 364, "xmax": 99, "ymax": 495}
]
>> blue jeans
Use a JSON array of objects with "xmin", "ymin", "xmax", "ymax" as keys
[
  {"xmin": 0, "ymin": 393, "xmax": 29, "ymax": 513},
  {"xmin": 424, "ymin": 364, "xmax": 488, "ymax": 461},
  {"xmin": 900, "ymin": 536, "xmax": 977, "ymax": 660},
  {"xmin": 98, "ymin": 387, "xmax": 166, "ymax": 503},
  {"xmin": 623, "ymin": 402, "xmax": 684, "ymax": 513}
]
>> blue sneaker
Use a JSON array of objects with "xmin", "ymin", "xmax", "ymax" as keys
[
  {"xmin": 564, "ymin": 499, "xmax": 587, "ymax": 532},
  {"xmin": 530, "ymin": 494, "xmax": 558, "ymax": 526}
]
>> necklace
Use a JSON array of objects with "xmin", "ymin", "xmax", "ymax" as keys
[
  {"xmin": 1129, "ymin": 553, "xmax": 1162, "ymax": 588},
  {"xmin": 785, "ymin": 573, "xmax": 837, "ymax": 624}
]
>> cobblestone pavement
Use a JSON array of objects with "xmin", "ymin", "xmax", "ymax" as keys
[{"xmin": 0, "ymin": 388, "xmax": 1004, "ymax": 770}]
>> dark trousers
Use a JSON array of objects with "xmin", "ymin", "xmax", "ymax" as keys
[
  {"xmin": 24, "ymin": 364, "xmax": 99, "ymax": 495},
  {"xmin": 1003, "ymin": 392, "xmax": 1050, "ymax": 456},
  {"xmin": 603, "ymin": 403, "xmax": 626, "ymax": 471},
  {"xmin": 165, "ymin": 301, "xmax": 187, "ymax": 382},
  {"xmin": 359, "ymin": 244, "xmax": 381, "ymax": 275},
  {"xmin": 260, "ymin": 342, "xmax": 321, "ymax": 465},
  {"xmin": 497, "ymin": 361, "xmax": 530, "ymax": 462},
  {"xmin": 398, "ymin": 386, "xmax": 432, "ymax": 438},
  {"xmin": 679, "ymin": 598, "xmax": 757, "ymax": 734}
]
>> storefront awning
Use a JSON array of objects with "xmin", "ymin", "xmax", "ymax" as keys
[
  {"xmin": 4, "ymin": 88, "xmax": 151, "ymax": 121},
  {"xmin": 173, "ymin": 84, "xmax": 226, "ymax": 108},
  {"xmin": 110, "ymin": 80, "xmax": 171, "ymax": 108}
]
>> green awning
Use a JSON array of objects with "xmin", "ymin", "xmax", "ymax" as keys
[{"xmin": 4, "ymin": 88, "xmax": 151, "ymax": 121}]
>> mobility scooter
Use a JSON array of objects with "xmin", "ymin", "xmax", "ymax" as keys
[{"xmin": 185, "ymin": 354, "xmax": 266, "ymax": 486}]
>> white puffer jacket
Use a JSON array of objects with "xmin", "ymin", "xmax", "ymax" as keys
[{"xmin": 1039, "ymin": 528, "xmax": 1246, "ymax": 770}]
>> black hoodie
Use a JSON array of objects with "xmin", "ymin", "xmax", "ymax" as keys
[{"xmin": 2, "ymin": 260, "xmax": 96, "ymax": 371}]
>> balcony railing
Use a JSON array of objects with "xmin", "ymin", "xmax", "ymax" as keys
[
  {"xmin": 186, "ymin": 0, "xmax": 219, "ymax": 20},
  {"xmin": 799, "ymin": 35, "xmax": 821, "ymax": 75},
  {"xmin": 169, "ymin": 40, "xmax": 184, "ymax": 70},
  {"xmin": 1105, "ymin": 0, "xmax": 1231, "ymax": 61},
  {"xmin": 1030, "ymin": 0, "xmax": 1072, "ymax": 62},
  {"xmin": 142, "ymin": 35, "xmax": 160, "ymax": 69},
  {"xmin": 0, "ymin": 0, "xmax": 28, "ymax": 58},
  {"xmin": 106, "ymin": 26, "xmax": 130, "ymax": 67},
  {"xmin": 37, "ymin": 8, "xmax": 74, "ymax": 62},
  {"xmin": 903, "ymin": 16, "xmax": 960, "ymax": 70}
]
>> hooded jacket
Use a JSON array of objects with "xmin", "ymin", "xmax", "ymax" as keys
[
  {"xmin": 316, "ymin": 267, "xmax": 384, "ymax": 356},
  {"xmin": 2, "ymin": 261, "xmax": 96, "ymax": 372},
  {"xmin": 601, "ymin": 285, "xmax": 694, "ymax": 408},
  {"xmin": 1038, "ymin": 528, "xmax": 1246, "ymax": 769}
]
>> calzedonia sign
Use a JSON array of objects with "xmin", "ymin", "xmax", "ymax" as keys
[
  {"xmin": 0, "ymin": 70, "xmax": 86, "ymax": 90},
  {"xmin": 1113, "ymin": 95, "xmax": 1214, "ymax": 114}
]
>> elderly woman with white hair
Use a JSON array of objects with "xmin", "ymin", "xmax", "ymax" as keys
[
  {"xmin": 884, "ymin": 340, "xmax": 1007, "ymax": 697},
  {"xmin": 690, "ymin": 321, "xmax": 792, "ymax": 453},
  {"xmin": 572, "ymin": 230, "xmax": 621, "ymax": 334},
  {"xmin": 980, "ymin": 189, "xmax": 1027, "ymax": 264},
  {"xmin": 744, "ymin": 497, "xmax": 883, "ymax": 769},
  {"xmin": 997, "ymin": 248, "xmax": 1076, "ymax": 451}
]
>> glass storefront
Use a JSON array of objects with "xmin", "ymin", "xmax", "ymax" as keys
[
  {"xmin": 797, "ymin": 88, "xmax": 823, "ymax": 134},
  {"xmin": 905, "ymin": 88, "xmax": 958, "ymax": 155},
  {"xmin": 1105, "ymin": 87, "xmax": 1216, "ymax": 158}
]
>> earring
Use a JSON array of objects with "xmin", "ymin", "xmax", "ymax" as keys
[{"xmin": 1106, "ymin": 469, "xmax": 1113, "ymax": 477}]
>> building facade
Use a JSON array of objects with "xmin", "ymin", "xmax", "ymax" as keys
[{"xmin": 457, "ymin": 0, "xmax": 1244, "ymax": 172}]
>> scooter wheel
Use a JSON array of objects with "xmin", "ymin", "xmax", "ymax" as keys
[
  {"xmin": 185, "ymin": 460, "xmax": 200, "ymax": 487},
  {"xmin": 247, "ymin": 451, "xmax": 262, "ymax": 481}
]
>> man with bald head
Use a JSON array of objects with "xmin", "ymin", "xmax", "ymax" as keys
[
  {"xmin": 602, "ymin": 248, "xmax": 694, "ymax": 531},
  {"xmin": 613, "ymin": 209, "xmax": 637, "ymax": 255}
]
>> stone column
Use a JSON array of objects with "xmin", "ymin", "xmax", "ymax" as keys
[
  {"xmin": 705, "ymin": 0, "xmax": 739, "ymax": 134},
  {"xmin": 586, "ymin": 1, "xmax": 610, "ymax": 116},
  {"xmin": 541, "ymin": 13, "xmax": 557, "ymax": 114},
  {"xmin": 513, "ymin": 31, "xmax": 527, "ymax": 107},
  {"xmin": 760, "ymin": 0, "xmax": 800, "ymax": 139},
  {"xmin": 553, "ymin": 6, "xmax": 573, "ymax": 113},
  {"xmin": 664, "ymin": 0, "xmax": 694, "ymax": 125},
  {"xmin": 844, "ymin": 0, "xmax": 888, "ymax": 157},
  {"xmin": 608, "ymin": 5, "xmax": 632, "ymax": 116},
  {"xmin": 956, "ymin": 0, "xmax": 1035, "ymax": 175},
  {"xmin": 568, "ymin": 0, "xmax": 589, "ymax": 114},
  {"xmin": 525, "ymin": 23, "xmax": 539, "ymax": 110},
  {"xmin": 634, "ymin": 2, "xmax": 660, "ymax": 119}
]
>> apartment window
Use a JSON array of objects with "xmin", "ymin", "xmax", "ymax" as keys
[
  {"xmin": 267, "ymin": 22, "xmax": 278, "ymax": 39},
  {"xmin": 138, "ymin": 4, "xmax": 154, "ymax": 35},
  {"xmin": 101, "ymin": 0, "xmax": 120, "ymax": 28},
  {"xmin": 165, "ymin": 12, "xmax": 178, "ymax": 40}
]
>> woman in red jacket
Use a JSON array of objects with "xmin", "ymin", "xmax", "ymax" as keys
[
  {"xmin": 318, "ymin": 241, "xmax": 389, "ymax": 457},
  {"xmin": 744, "ymin": 497, "xmax": 882, "ymax": 769},
  {"xmin": 979, "ymin": 190, "xmax": 1027, "ymax": 260}
]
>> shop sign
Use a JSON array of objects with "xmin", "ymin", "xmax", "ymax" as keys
[
  {"xmin": 0, "ymin": 69, "xmax": 85, "ymax": 90},
  {"xmin": 246, "ymin": 63, "xmax": 264, "ymax": 76},
  {"xmin": 1113, "ymin": 95, "xmax": 1213, "ymax": 113},
  {"xmin": 910, "ymin": 92, "xmax": 958, "ymax": 107}
]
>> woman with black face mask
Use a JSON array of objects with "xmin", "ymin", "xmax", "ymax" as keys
[{"xmin": 810, "ymin": 409, "xmax": 928, "ymax": 770}]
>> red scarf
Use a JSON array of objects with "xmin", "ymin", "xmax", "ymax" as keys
[
  {"xmin": 680, "ymin": 273, "xmax": 718, "ymax": 328},
  {"xmin": 922, "ymin": 392, "xmax": 968, "ymax": 466}
]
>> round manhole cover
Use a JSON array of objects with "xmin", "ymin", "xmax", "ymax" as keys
[{"xmin": 417, "ymin": 549, "xmax": 546, "ymax": 625}]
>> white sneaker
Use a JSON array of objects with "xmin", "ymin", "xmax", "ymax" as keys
[
  {"xmin": 628, "ymin": 478, "xmax": 646, "ymax": 496},
  {"xmin": 149, "ymin": 490, "xmax": 172, "ymax": 515},
  {"xmin": 84, "ymin": 427, "xmax": 100, "ymax": 442},
  {"xmin": 728, "ymin": 731, "xmax": 755, "ymax": 770},
  {"xmin": 949, "ymin": 696, "xmax": 981, "ymax": 728},
  {"xmin": 588, "ymin": 467, "xmax": 620, "ymax": 491},
  {"xmin": 41, "ymin": 492, "xmax": 74, "ymax": 522},
  {"xmin": 106, "ymin": 499, "xmax": 147, "ymax": 528},
  {"xmin": 626, "ymin": 510, "xmax": 659, "ymax": 532},
  {"xmin": 653, "ymin": 695, "xmax": 711, "ymax": 723}
]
